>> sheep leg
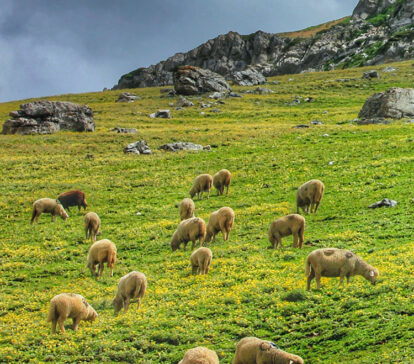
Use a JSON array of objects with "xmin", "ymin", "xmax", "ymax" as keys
[
  {"xmin": 221, "ymin": 227, "xmax": 227, "ymax": 241},
  {"xmin": 314, "ymin": 201, "xmax": 320, "ymax": 213},
  {"xmin": 34, "ymin": 211, "xmax": 40, "ymax": 223},
  {"xmin": 98, "ymin": 262, "xmax": 104, "ymax": 277},
  {"xmin": 51, "ymin": 320, "xmax": 57, "ymax": 334},
  {"xmin": 57, "ymin": 317, "xmax": 65, "ymax": 333},
  {"xmin": 123, "ymin": 297, "xmax": 130, "ymax": 313},
  {"xmin": 315, "ymin": 272, "xmax": 322, "ymax": 290},
  {"xmin": 199, "ymin": 191, "xmax": 203, "ymax": 200},
  {"xmin": 207, "ymin": 189, "xmax": 210, "ymax": 199},
  {"xmin": 109, "ymin": 262, "xmax": 114, "ymax": 277},
  {"xmin": 346, "ymin": 274, "xmax": 350, "ymax": 284},
  {"xmin": 191, "ymin": 240, "xmax": 196, "ymax": 250},
  {"xmin": 137, "ymin": 298, "xmax": 141, "ymax": 310},
  {"xmin": 307, "ymin": 270, "xmax": 315, "ymax": 291},
  {"xmin": 72, "ymin": 317, "xmax": 81, "ymax": 331},
  {"xmin": 192, "ymin": 265, "xmax": 198, "ymax": 275},
  {"xmin": 226, "ymin": 185, "xmax": 229, "ymax": 195},
  {"xmin": 293, "ymin": 233, "xmax": 299, "ymax": 248}
]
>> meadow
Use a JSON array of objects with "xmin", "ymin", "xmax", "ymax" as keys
[{"xmin": 0, "ymin": 61, "xmax": 413, "ymax": 363}]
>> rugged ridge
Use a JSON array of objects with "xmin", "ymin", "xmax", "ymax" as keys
[{"xmin": 114, "ymin": 0, "xmax": 414, "ymax": 90}]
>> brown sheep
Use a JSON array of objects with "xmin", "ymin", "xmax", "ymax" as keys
[
  {"xmin": 190, "ymin": 174, "xmax": 213, "ymax": 200},
  {"xmin": 112, "ymin": 271, "xmax": 147, "ymax": 314},
  {"xmin": 233, "ymin": 337, "xmax": 303, "ymax": 364},
  {"xmin": 57, "ymin": 190, "xmax": 87, "ymax": 212},
  {"xmin": 305, "ymin": 248, "xmax": 379, "ymax": 290},
  {"xmin": 179, "ymin": 346, "xmax": 219, "ymax": 364},
  {"xmin": 296, "ymin": 179, "xmax": 324, "ymax": 214},
  {"xmin": 31, "ymin": 198, "xmax": 69, "ymax": 224},
  {"xmin": 205, "ymin": 207, "xmax": 235, "ymax": 243},
  {"xmin": 179, "ymin": 198, "xmax": 195, "ymax": 221},
  {"xmin": 268, "ymin": 214, "xmax": 305, "ymax": 249},
  {"xmin": 47, "ymin": 293, "xmax": 98, "ymax": 334},
  {"xmin": 213, "ymin": 169, "xmax": 231, "ymax": 195},
  {"xmin": 190, "ymin": 247, "xmax": 213, "ymax": 275},
  {"xmin": 84, "ymin": 212, "xmax": 101, "ymax": 243},
  {"xmin": 171, "ymin": 217, "xmax": 206, "ymax": 251},
  {"xmin": 87, "ymin": 239, "xmax": 117, "ymax": 277}
]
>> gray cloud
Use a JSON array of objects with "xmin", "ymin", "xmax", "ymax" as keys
[{"xmin": 0, "ymin": 0, "xmax": 358, "ymax": 102}]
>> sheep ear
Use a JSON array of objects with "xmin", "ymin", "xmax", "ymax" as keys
[{"xmin": 369, "ymin": 271, "xmax": 374, "ymax": 277}]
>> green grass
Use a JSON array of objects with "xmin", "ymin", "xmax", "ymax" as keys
[{"xmin": 1, "ymin": 60, "xmax": 414, "ymax": 363}]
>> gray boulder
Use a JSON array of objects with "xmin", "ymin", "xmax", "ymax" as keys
[
  {"xmin": 116, "ymin": 92, "xmax": 140, "ymax": 102},
  {"xmin": 231, "ymin": 65, "xmax": 267, "ymax": 86},
  {"xmin": 2, "ymin": 100, "xmax": 94, "ymax": 135},
  {"xmin": 176, "ymin": 96, "xmax": 194, "ymax": 107},
  {"xmin": 150, "ymin": 110, "xmax": 171, "ymax": 119},
  {"xmin": 111, "ymin": 127, "xmax": 138, "ymax": 133},
  {"xmin": 173, "ymin": 66, "xmax": 231, "ymax": 95},
  {"xmin": 359, "ymin": 87, "xmax": 414, "ymax": 119},
  {"xmin": 362, "ymin": 70, "xmax": 380, "ymax": 79},
  {"xmin": 369, "ymin": 198, "xmax": 397, "ymax": 209},
  {"xmin": 158, "ymin": 142, "xmax": 208, "ymax": 152},
  {"xmin": 124, "ymin": 140, "xmax": 152, "ymax": 154}
]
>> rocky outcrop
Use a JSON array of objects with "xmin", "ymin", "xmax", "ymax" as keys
[
  {"xmin": 2, "ymin": 101, "xmax": 94, "ymax": 135},
  {"xmin": 173, "ymin": 66, "xmax": 231, "ymax": 95},
  {"xmin": 359, "ymin": 87, "xmax": 414, "ymax": 119},
  {"xmin": 231, "ymin": 65, "xmax": 267, "ymax": 86},
  {"xmin": 113, "ymin": 0, "xmax": 414, "ymax": 91}
]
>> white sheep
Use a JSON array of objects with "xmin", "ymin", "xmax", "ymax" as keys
[
  {"xmin": 84, "ymin": 212, "xmax": 101, "ymax": 243},
  {"xmin": 190, "ymin": 247, "xmax": 213, "ymax": 275},
  {"xmin": 205, "ymin": 206, "xmax": 235, "ymax": 243},
  {"xmin": 179, "ymin": 198, "xmax": 195, "ymax": 221},
  {"xmin": 190, "ymin": 174, "xmax": 213, "ymax": 200},
  {"xmin": 305, "ymin": 248, "xmax": 379, "ymax": 290},
  {"xmin": 213, "ymin": 169, "xmax": 231, "ymax": 195},
  {"xmin": 268, "ymin": 214, "xmax": 305, "ymax": 249},
  {"xmin": 171, "ymin": 217, "xmax": 206, "ymax": 251},
  {"xmin": 179, "ymin": 346, "xmax": 219, "ymax": 364},
  {"xmin": 47, "ymin": 293, "xmax": 98, "ymax": 334},
  {"xmin": 86, "ymin": 239, "xmax": 117, "ymax": 277},
  {"xmin": 112, "ymin": 271, "xmax": 147, "ymax": 314},
  {"xmin": 31, "ymin": 198, "xmax": 68, "ymax": 224},
  {"xmin": 233, "ymin": 337, "xmax": 304, "ymax": 364},
  {"xmin": 296, "ymin": 179, "xmax": 325, "ymax": 214}
]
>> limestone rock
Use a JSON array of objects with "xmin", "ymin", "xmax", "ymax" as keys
[
  {"xmin": 2, "ymin": 100, "xmax": 94, "ymax": 135},
  {"xmin": 369, "ymin": 198, "xmax": 397, "ymax": 208},
  {"xmin": 111, "ymin": 127, "xmax": 138, "ymax": 133},
  {"xmin": 124, "ymin": 140, "xmax": 152, "ymax": 154},
  {"xmin": 149, "ymin": 110, "xmax": 171, "ymax": 119},
  {"xmin": 176, "ymin": 96, "xmax": 194, "ymax": 107},
  {"xmin": 231, "ymin": 65, "xmax": 267, "ymax": 86},
  {"xmin": 158, "ymin": 142, "xmax": 205, "ymax": 152},
  {"xmin": 359, "ymin": 87, "xmax": 414, "ymax": 119},
  {"xmin": 173, "ymin": 66, "xmax": 231, "ymax": 95},
  {"xmin": 362, "ymin": 70, "xmax": 379, "ymax": 79},
  {"xmin": 116, "ymin": 92, "xmax": 140, "ymax": 102}
]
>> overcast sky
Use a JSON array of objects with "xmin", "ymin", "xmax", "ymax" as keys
[{"xmin": 0, "ymin": 0, "xmax": 358, "ymax": 102}]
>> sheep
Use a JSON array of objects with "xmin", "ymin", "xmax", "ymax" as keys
[
  {"xmin": 268, "ymin": 214, "xmax": 305, "ymax": 249},
  {"xmin": 57, "ymin": 190, "xmax": 87, "ymax": 212},
  {"xmin": 47, "ymin": 293, "xmax": 98, "ymax": 334},
  {"xmin": 189, "ymin": 174, "xmax": 213, "ymax": 200},
  {"xmin": 296, "ymin": 179, "xmax": 325, "ymax": 214},
  {"xmin": 305, "ymin": 248, "xmax": 379, "ymax": 290},
  {"xmin": 86, "ymin": 239, "xmax": 117, "ymax": 277},
  {"xmin": 233, "ymin": 337, "xmax": 304, "ymax": 364},
  {"xmin": 205, "ymin": 207, "xmax": 235, "ymax": 243},
  {"xmin": 171, "ymin": 217, "xmax": 206, "ymax": 251},
  {"xmin": 190, "ymin": 247, "xmax": 213, "ymax": 275},
  {"xmin": 179, "ymin": 198, "xmax": 195, "ymax": 221},
  {"xmin": 112, "ymin": 271, "xmax": 147, "ymax": 314},
  {"xmin": 31, "ymin": 198, "xmax": 69, "ymax": 224},
  {"xmin": 213, "ymin": 169, "xmax": 231, "ymax": 195},
  {"xmin": 84, "ymin": 212, "xmax": 101, "ymax": 243},
  {"xmin": 179, "ymin": 346, "xmax": 219, "ymax": 364}
]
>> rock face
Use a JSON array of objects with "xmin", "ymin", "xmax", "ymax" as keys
[
  {"xmin": 113, "ymin": 0, "xmax": 414, "ymax": 90},
  {"xmin": 173, "ymin": 66, "xmax": 231, "ymax": 95},
  {"xmin": 231, "ymin": 65, "xmax": 267, "ymax": 86},
  {"xmin": 2, "ymin": 101, "xmax": 94, "ymax": 135},
  {"xmin": 359, "ymin": 87, "xmax": 414, "ymax": 119}
]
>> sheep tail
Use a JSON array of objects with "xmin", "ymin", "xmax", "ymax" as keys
[
  {"xmin": 305, "ymin": 256, "xmax": 312, "ymax": 276},
  {"xmin": 47, "ymin": 301, "xmax": 57, "ymax": 322}
]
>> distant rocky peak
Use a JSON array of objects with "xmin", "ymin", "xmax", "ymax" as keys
[{"xmin": 352, "ymin": 0, "xmax": 398, "ymax": 20}]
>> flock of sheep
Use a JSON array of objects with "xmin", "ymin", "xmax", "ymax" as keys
[{"xmin": 30, "ymin": 168, "xmax": 380, "ymax": 363}]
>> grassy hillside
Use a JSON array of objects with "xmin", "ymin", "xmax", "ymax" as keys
[
  {"xmin": 0, "ymin": 61, "xmax": 414, "ymax": 363},
  {"xmin": 279, "ymin": 16, "xmax": 350, "ymax": 38}
]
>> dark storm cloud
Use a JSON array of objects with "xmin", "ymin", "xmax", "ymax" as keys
[{"xmin": 0, "ymin": 0, "xmax": 358, "ymax": 102}]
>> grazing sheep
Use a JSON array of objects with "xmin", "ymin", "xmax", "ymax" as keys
[
  {"xmin": 305, "ymin": 248, "xmax": 379, "ymax": 290},
  {"xmin": 296, "ymin": 179, "xmax": 325, "ymax": 214},
  {"xmin": 213, "ymin": 169, "xmax": 231, "ymax": 195},
  {"xmin": 57, "ymin": 190, "xmax": 87, "ymax": 212},
  {"xmin": 84, "ymin": 212, "xmax": 101, "ymax": 243},
  {"xmin": 205, "ymin": 207, "xmax": 235, "ymax": 243},
  {"xmin": 190, "ymin": 247, "xmax": 213, "ymax": 275},
  {"xmin": 179, "ymin": 198, "xmax": 195, "ymax": 221},
  {"xmin": 179, "ymin": 346, "xmax": 219, "ymax": 364},
  {"xmin": 171, "ymin": 217, "xmax": 206, "ymax": 251},
  {"xmin": 268, "ymin": 214, "xmax": 305, "ymax": 249},
  {"xmin": 189, "ymin": 174, "xmax": 213, "ymax": 200},
  {"xmin": 47, "ymin": 293, "xmax": 98, "ymax": 334},
  {"xmin": 31, "ymin": 198, "xmax": 69, "ymax": 224},
  {"xmin": 233, "ymin": 337, "xmax": 304, "ymax": 364},
  {"xmin": 87, "ymin": 239, "xmax": 117, "ymax": 277},
  {"xmin": 112, "ymin": 271, "xmax": 147, "ymax": 314}
]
